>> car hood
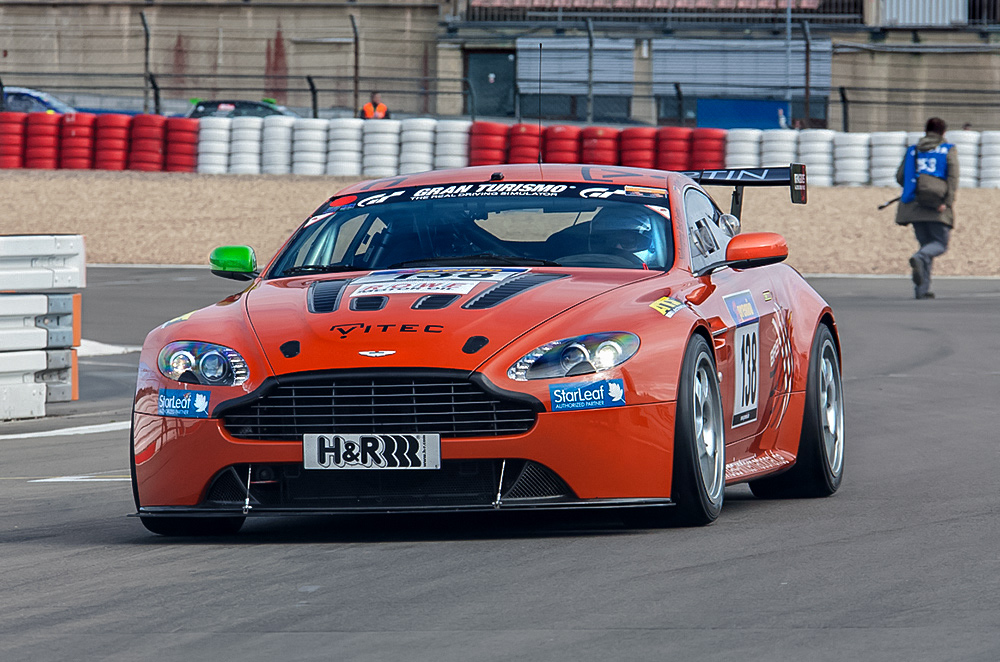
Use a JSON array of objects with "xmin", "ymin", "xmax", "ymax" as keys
[{"xmin": 246, "ymin": 267, "xmax": 660, "ymax": 374}]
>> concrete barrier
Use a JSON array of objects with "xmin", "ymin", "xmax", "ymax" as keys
[{"xmin": 0, "ymin": 235, "xmax": 85, "ymax": 420}]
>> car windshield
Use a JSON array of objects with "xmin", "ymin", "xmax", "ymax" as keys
[
  {"xmin": 268, "ymin": 183, "xmax": 674, "ymax": 278},
  {"xmin": 188, "ymin": 100, "xmax": 296, "ymax": 118}
]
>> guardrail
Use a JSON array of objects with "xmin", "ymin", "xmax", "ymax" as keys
[{"xmin": 0, "ymin": 235, "xmax": 85, "ymax": 420}]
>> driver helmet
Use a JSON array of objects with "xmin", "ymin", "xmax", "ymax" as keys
[{"xmin": 589, "ymin": 205, "xmax": 656, "ymax": 264}]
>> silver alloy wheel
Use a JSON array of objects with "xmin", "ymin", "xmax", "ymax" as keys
[
  {"xmin": 692, "ymin": 351, "xmax": 725, "ymax": 505},
  {"xmin": 818, "ymin": 338, "xmax": 845, "ymax": 477}
]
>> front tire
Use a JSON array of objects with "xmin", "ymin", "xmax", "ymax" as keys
[
  {"xmin": 670, "ymin": 334, "xmax": 726, "ymax": 525},
  {"xmin": 749, "ymin": 323, "xmax": 844, "ymax": 498}
]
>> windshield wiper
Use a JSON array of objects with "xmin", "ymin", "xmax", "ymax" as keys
[
  {"xmin": 281, "ymin": 264, "xmax": 367, "ymax": 275},
  {"xmin": 389, "ymin": 254, "xmax": 561, "ymax": 268}
]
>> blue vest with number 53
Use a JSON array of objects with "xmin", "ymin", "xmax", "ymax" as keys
[{"xmin": 901, "ymin": 142, "xmax": 953, "ymax": 204}]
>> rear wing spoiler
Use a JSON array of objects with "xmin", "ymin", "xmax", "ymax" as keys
[{"xmin": 680, "ymin": 164, "xmax": 807, "ymax": 220}]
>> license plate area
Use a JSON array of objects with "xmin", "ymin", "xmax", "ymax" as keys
[{"xmin": 303, "ymin": 433, "xmax": 441, "ymax": 470}]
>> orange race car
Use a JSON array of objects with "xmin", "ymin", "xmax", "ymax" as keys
[{"xmin": 130, "ymin": 163, "xmax": 844, "ymax": 536}]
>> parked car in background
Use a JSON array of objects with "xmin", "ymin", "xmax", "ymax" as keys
[
  {"xmin": 185, "ymin": 98, "xmax": 299, "ymax": 119},
  {"xmin": 1, "ymin": 86, "xmax": 76, "ymax": 114}
]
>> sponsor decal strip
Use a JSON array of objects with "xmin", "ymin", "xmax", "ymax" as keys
[
  {"xmin": 157, "ymin": 388, "xmax": 211, "ymax": 419},
  {"xmin": 549, "ymin": 379, "xmax": 626, "ymax": 412}
]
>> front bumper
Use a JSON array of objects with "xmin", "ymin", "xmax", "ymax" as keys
[{"xmin": 132, "ymin": 401, "xmax": 678, "ymax": 514}]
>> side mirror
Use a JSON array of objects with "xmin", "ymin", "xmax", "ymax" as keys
[
  {"xmin": 725, "ymin": 232, "xmax": 787, "ymax": 270},
  {"xmin": 210, "ymin": 245, "xmax": 258, "ymax": 281}
]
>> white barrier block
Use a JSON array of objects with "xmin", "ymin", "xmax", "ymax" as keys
[
  {"xmin": 0, "ymin": 235, "xmax": 86, "ymax": 290},
  {"xmin": 0, "ymin": 384, "xmax": 45, "ymax": 420},
  {"xmin": 0, "ymin": 350, "xmax": 47, "ymax": 384}
]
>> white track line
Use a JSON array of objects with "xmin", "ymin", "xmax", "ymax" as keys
[{"xmin": 0, "ymin": 420, "xmax": 130, "ymax": 441}]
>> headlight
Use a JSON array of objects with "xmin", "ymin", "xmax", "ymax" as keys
[
  {"xmin": 158, "ymin": 342, "xmax": 249, "ymax": 386},
  {"xmin": 507, "ymin": 332, "xmax": 639, "ymax": 381}
]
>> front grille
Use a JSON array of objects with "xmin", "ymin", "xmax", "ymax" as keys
[
  {"xmin": 205, "ymin": 460, "xmax": 573, "ymax": 509},
  {"xmin": 220, "ymin": 372, "xmax": 538, "ymax": 441}
]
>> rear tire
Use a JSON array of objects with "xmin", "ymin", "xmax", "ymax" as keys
[{"xmin": 749, "ymin": 324, "xmax": 844, "ymax": 498}]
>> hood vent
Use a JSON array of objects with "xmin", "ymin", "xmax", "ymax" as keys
[
  {"xmin": 351, "ymin": 296, "xmax": 388, "ymax": 312},
  {"xmin": 308, "ymin": 280, "xmax": 348, "ymax": 314},
  {"xmin": 463, "ymin": 273, "xmax": 567, "ymax": 309},
  {"xmin": 412, "ymin": 294, "xmax": 460, "ymax": 310}
]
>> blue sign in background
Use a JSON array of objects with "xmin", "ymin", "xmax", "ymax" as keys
[{"xmin": 550, "ymin": 379, "xmax": 626, "ymax": 412}]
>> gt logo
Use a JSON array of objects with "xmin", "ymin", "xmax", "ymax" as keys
[
  {"xmin": 579, "ymin": 187, "xmax": 622, "ymax": 199},
  {"xmin": 357, "ymin": 190, "xmax": 405, "ymax": 207}
]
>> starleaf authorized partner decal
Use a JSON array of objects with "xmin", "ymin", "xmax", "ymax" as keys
[
  {"xmin": 723, "ymin": 290, "xmax": 760, "ymax": 428},
  {"xmin": 549, "ymin": 379, "xmax": 626, "ymax": 412},
  {"xmin": 157, "ymin": 388, "xmax": 210, "ymax": 418}
]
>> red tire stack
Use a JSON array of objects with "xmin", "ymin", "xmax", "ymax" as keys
[
  {"xmin": 543, "ymin": 125, "xmax": 581, "ymax": 163},
  {"xmin": 581, "ymin": 126, "xmax": 619, "ymax": 165},
  {"xmin": 128, "ymin": 114, "xmax": 166, "ymax": 172},
  {"xmin": 656, "ymin": 127, "xmax": 693, "ymax": 171},
  {"xmin": 24, "ymin": 113, "xmax": 62, "ymax": 170},
  {"xmin": 60, "ymin": 113, "xmax": 97, "ymax": 170},
  {"xmin": 690, "ymin": 128, "xmax": 728, "ymax": 170},
  {"xmin": 619, "ymin": 127, "xmax": 657, "ymax": 169},
  {"xmin": 164, "ymin": 118, "xmax": 199, "ymax": 172},
  {"xmin": 0, "ymin": 112, "xmax": 27, "ymax": 169},
  {"xmin": 468, "ymin": 121, "xmax": 509, "ymax": 166},
  {"xmin": 94, "ymin": 114, "xmax": 131, "ymax": 170},
  {"xmin": 507, "ymin": 123, "xmax": 542, "ymax": 164}
]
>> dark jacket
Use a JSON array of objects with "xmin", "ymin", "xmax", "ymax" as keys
[{"xmin": 895, "ymin": 132, "xmax": 959, "ymax": 228}]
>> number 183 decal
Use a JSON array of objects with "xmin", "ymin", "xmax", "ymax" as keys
[{"xmin": 724, "ymin": 291, "xmax": 760, "ymax": 428}]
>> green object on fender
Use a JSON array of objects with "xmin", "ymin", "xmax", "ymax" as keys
[{"xmin": 209, "ymin": 245, "xmax": 257, "ymax": 280}]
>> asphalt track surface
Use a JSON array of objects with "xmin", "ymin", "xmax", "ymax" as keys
[{"xmin": 2, "ymin": 267, "xmax": 999, "ymax": 661}]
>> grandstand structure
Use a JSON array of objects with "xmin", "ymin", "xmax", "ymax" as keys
[{"xmin": 1, "ymin": 0, "xmax": 1000, "ymax": 130}]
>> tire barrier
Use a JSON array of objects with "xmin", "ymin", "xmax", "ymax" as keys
[
  {"xmin": 227, "ymin": 116, "xmax": 263, "ymax": 175},
  {"xmin": 507, "ymin": 123, "xmax": 542, "ymax": 164},
  {"xmin": 690, "ymin": 128, "xmax": 727, "ymax": 170},
  {"xmin": 94, "ymin": 114, "xmax": 130, "ymax": 171},
  {"xmin": 8, "ymin": 111, "xmax": 1000, "ymax": 187},
  {"xmin": 362, "ymin": 119, "xmax": 401, "ymax": 178},
  {"xmin": 262, "ymin": 115, "xmax": 295, "ymax": 175},
  {"xmin": 25, "ymin": 113, "xmax": 61, "ymax": 170},
  {"xmin": 327, "ymin": 117, "xmax": 364, "ymax": 177},
  {"xmin": 128, "ymin": 114, "xmax": 166, "ymax": 172},
  {"xmin": 656, "ymin": 127, "xmax": 692, "ymax": 171},
  {"xmin": 164, "ymin": 117, "xmax": 199, "ymax": 173},
  {"xmin": 60, "ymin": 113, "xmax": 96, "ymax": 170},
  {"xmin": 581, "ymin": 126, "xmax": 620, "ymax": 166},
  {"xmin": 619, "ymin": 127, "xmax": 657, "ymax": 169},
  {"xmin": 434, "ymin": 119, "xmax": 471, "ymax": 170},
  {"xmin": 0, "ymin": 234, "xmax": 85, "ymax": 421},
  {"xmin": 544, "ymin": 124, "xmax": 582, "ymax": 164},
  {"xmin": 0, "ymin": 112, "xmax": 27, "ymax": 169},
  {"xmin": 468, "ymin": 121, "xmax": 508, "ymax": 167}
]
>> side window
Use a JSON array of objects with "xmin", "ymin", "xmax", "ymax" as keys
[
  {"xmin": 5, "ymin": 93, "xmax": 43, "ymax": 113},
  {"xmin": 684, "ymin": 187, "xmax": 730, "ymax": 275}
]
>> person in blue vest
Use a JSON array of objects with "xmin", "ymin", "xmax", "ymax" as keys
[{"xmin": 895, "ymin": 117, "xmax": 959, "ymax": 300}]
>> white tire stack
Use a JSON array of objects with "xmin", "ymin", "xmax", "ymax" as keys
[
  {"xmin": 399, "ymin": 118, "xmax": 437, "ymax": 175},
  {"xmin": 197, "ymin": 117, "xmax": 230, "ymax": 175},
  {"xmin": 869, "ymin": 131, "xmax": 907, "ymax": 187},
  {"xmin": 723, "ymin": 129, "xmax": 762, "ymax": 168},
  {"xmin": 978, "ymin": 131, "xmax": 1000, "ymax": 188},
  {"xmin": 326, "ymin": 118, "xmax": 363, "ymax": 177},
  {"xmin": 262, "ymin": 115, "xmax": 295, "ymax": 175},
  {"xmin": 434, "ymin": 119, "xmax": 472, "ymax": 170},
  {"xmin": 362, "ymin": 119, "xmax": 402, "ymax": 177},
  {"xmin": 760, "ymin": 129, "xmax": 797, "ymax": 168},
  {"xmin": 228, "ymin": 116, "xmax": 263, "ymax": 175},
  {"xmin": 795, "ymin": 129, "xmax": 834, "ymax": 187},
  {"xmin": 833, "ymin": 132, "xmax": 870, "ymax": 186},
  {"xmin": 945, "ymin": 129, "xmax": 980, "ymax": 188},
  {"xmin": 292, "ymin": 118, "xmax": 329, "ymax": 176},
  {"xmin": 907, "ymin": 131, "xmax": 924, "ymax": 146}
]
